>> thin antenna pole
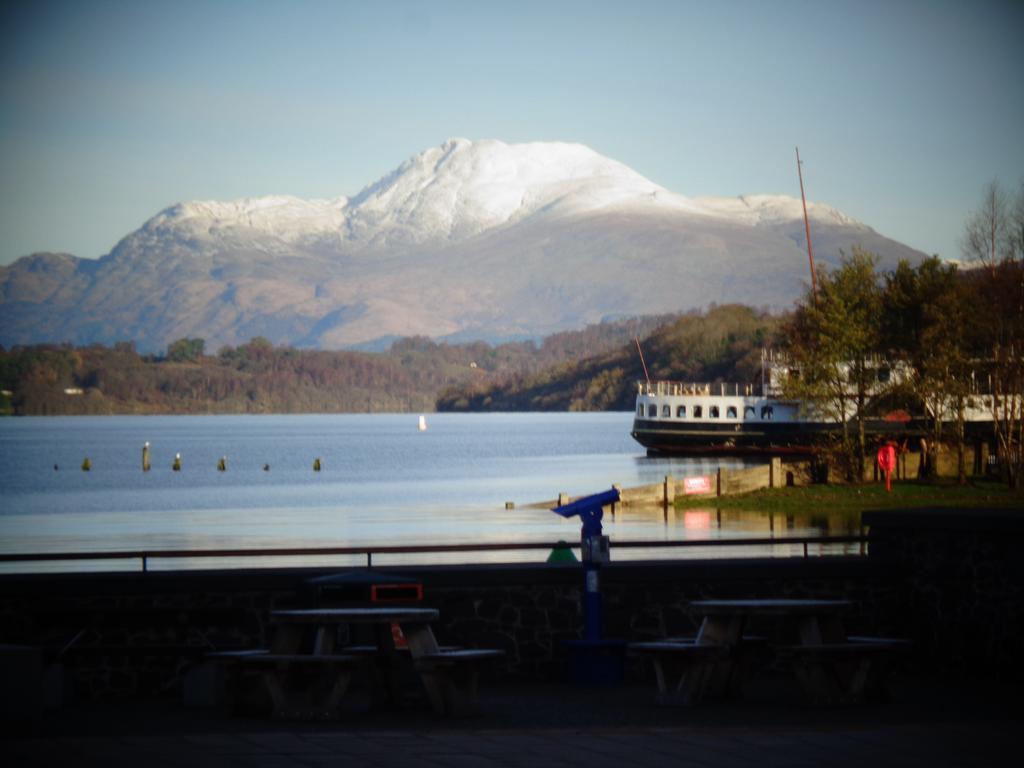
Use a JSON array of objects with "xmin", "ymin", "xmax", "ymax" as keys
[
  {"xmin": 796, "ymin": 147, "xmax": 818, "ymax": 305},
  {"xmin": 634, "ymin": 337, "xmax": 650, "ymax": 384}
]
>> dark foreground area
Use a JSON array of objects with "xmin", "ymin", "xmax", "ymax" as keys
[
  {"xmin": 4, "ymin": 508, "xmax": 1021, "ymax": 766},
  {"xmin": 6, "ymin": 672, "xmax": 1018, "ymax": 768}
]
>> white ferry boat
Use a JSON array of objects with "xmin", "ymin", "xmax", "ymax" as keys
[{"xmin": 630, "ymin": 353, "xmax": 994, "ymax": 455}]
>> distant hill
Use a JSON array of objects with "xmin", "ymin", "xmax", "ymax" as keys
[{"xmin": 0, "ymin": 139, "xmax": 925, "ymax": 352}]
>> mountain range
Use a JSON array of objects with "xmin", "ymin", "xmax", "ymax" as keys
[{"xmin": 0, "ymin": 139, "xmax": 926, "ymax": 352}]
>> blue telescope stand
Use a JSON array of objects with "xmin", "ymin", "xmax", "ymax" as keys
[{"xmin": 551, "ymin": 487, "xmax": 620, "ymax": 642}]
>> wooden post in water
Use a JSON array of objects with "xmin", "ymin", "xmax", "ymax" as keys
[
  {"xmin": 217, "ymin": 456, "xmax": 227, "ymax": 472},
  {"xmin": 142, "ymin": 442, "xmax": 151, "ymax": 472},
  {"xmin": 81, "ymin": 457, "xmax": 91, "ymax": 472},
  {"xmin": 173, "ymin": 453, "xmax": 182, "ymax": 472}
]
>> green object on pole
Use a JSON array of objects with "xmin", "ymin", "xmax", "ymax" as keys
[{"xmin": 546, "ymin": 540, "xmax": 578, "ymax": 563}]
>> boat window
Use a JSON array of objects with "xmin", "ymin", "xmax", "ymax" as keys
[
  {"xmin": 726, "ymin": 406, "xmax": 737, "ymax": 419},
  {"xmin": 661, "ymin": 404, "xmax": 671, "ymax": 418},
  {"xmin": 648, "ymin": 404, "xmax": 658, "ymax": 418},
  {"xmin": 709, "ymin": 405, "xmax": 720, "ymax": 418},
  {"xmin": 637, "ymin": 403, "xmax": 644, "ymax": 417},
  {"xmin": 744, "ymin": 406, "xmax": 755, "ymax": 420},
  {"xmin": 761, "ymin": 405, "xmax": 774, "ymax": 420},
  {"xmin": 693, "ymin": 405, "xmax": 703, "ymax": 418},
  {"xmin": 676, "ymin": 405, "xmax": 686, "ymax": 418}
]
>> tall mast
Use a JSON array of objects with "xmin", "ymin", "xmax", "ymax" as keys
[
  {"xmin": 796, "ymin": 147, "xmax": 818, "ymax": 305},
  {"xmin": 634, "ymin": 337, "xmax": 650, "ymax": 385}
]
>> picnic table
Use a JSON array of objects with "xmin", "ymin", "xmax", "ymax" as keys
[
  {"xmin": 629, "ymin": 598, "xmax": 908, "ymax": 706},
  {"xmin": 216, "ymin": 606, "xmax": 502, "ymax": 718}
]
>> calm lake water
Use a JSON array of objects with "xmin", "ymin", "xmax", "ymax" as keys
[{"xmin": 0, "ymin": 413, "xmax": 862, "ymax": 571}]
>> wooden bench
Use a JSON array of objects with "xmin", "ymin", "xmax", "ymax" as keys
[
  {"xmin": 777, "ymin": 636, "xmax": 911, "ymax": 704},
  {"xmin": 412, "ymin": 649, "xmax": 506, "ymax": 716},
  {"xmin": 628, "ymin": 641, "xmax": 729, "ymax": 706}
]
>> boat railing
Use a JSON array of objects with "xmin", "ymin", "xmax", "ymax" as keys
[
  {"xmin": 0, "ymin": 534, "xmax": 870, "ymax": 573},
  {"xmin": 637, "ymin": 380, "xmax": 764, "ymax": 397}
]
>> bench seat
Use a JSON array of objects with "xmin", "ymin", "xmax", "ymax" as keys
[
  {"xmin": 628, "ymin": 641, "xmax": 728, "ymax": 656},
  {"xmin": 239, "ymin": 653, "xmax": 359, "ymax": 664},
  {"xmin": 340, "ymin": 644, "xmax": 463, "ymax": 655},
  {"xmin": 205, "ymin": 648, "xmax": 270, "ymax": 659}
]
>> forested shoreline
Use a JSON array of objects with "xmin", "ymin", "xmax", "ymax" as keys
[{"xmin": 0, "ymin": 316, "xmax": 673, "ymax": 416}]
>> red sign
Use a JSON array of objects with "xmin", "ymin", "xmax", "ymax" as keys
[{"xmin": 683, "ymin": 475, "xmax": 713, "ymax": 494}]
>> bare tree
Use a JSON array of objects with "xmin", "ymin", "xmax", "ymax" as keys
[
  {"xmin": 1010, "ymin": 180, "xmax": 1024, "ymax": 262},
  {"xmin": 962, "ymin": 180, "xmax": 1013, "ymax": 273}
]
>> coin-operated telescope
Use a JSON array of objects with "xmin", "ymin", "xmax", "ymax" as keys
[{"xmin": 551, "ymin": 487, "xmax": 619, "ymax": 641}]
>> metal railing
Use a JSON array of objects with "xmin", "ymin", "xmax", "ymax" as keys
[{"xmin": 0, "ymin": 534, "xmax": 869, "ymax": 573}]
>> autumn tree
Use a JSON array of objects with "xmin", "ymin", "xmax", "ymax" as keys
[
  {"xmin": 964, "ymin": 260, "xmax": 1024, "ymax": 489},
  {"xmin": 165, "ymin": 337, "xmax": 205, "ymax": 363},
  {"xmin": 782, "ymin": 248, "xmax": 884, "ymax": 480},
  {"xmin": 881, "ymin": 257, "xmax": 972, "ymax": 481}
]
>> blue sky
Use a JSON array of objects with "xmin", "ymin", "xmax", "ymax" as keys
[{"xmin": 1, "ymin": 0, "xmax": 1021, "ymax": 266}]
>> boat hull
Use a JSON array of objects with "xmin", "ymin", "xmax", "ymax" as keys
[{"xmin": 631, "ymin": 416, "xmax": 996, "ymax": 456}]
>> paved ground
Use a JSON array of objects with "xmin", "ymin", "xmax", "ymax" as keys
[{"xmin": 5, "ymin": 673, "xmax": 1018, "ymax": 767}]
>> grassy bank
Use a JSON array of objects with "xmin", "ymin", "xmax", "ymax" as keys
[{"xmin": 674, "ymin": 479, "xmax": 1024, "ymax": 514}]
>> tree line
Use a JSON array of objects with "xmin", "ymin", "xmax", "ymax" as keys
[
  {"xmin": 0, "ymin": 315, "xmax": 670, "ymax": 416},
  {"xmin": 784, "ymin": 251, "xmax": 1024, "ymax": 487},
  {"xmin": 783, "ymin": 178, "xmax": 1024, "ymax": 487}
]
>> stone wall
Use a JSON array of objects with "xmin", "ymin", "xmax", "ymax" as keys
[
  {"xmin": 0, "ymin": 557, "xmax": 889, "ymax": 698},
  {"xmin": 864, "ymin": 508, "xmax": 1023, "ymax": 678}
]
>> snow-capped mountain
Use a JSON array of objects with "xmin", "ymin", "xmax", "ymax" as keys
[{"xmin": 0, "ymin": 139, "xmax": 923, "ymax": 351}]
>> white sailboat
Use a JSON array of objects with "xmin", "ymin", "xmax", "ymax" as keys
[{"xmin": 418, "ymin": 414, "xmax": 428, "ymax": 432}]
